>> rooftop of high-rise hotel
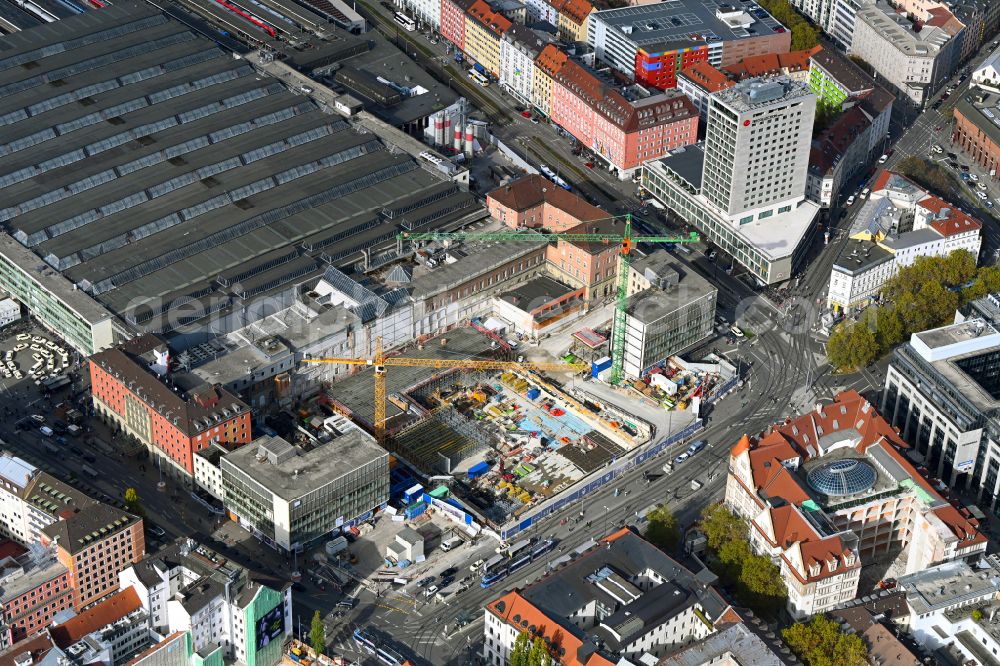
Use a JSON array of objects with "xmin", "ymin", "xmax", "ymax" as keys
[{"xmin": 712, "ymin": 77, "xmax": 813, "ymax": 113}]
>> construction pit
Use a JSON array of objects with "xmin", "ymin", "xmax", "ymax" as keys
[
  {"xmin": 398, "ymin": 367, "xmax": 650, "ymax": 525},
  {"xmin": 322, "ymin": 327, "xmax": 653, "ymax": 527}
]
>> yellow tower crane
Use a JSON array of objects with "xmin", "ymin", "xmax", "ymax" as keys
[{"xmin": 304, "ymin": 337, "xmax": 588, "ymax": 447}]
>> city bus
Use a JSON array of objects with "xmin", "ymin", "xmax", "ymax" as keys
[
  {"xmin": 468, "ymin": 68, "xmax": 489, "ymax": 87},
  {"xmin": 480, "ymin": 539, "xmax": 555, "ymax": 587},
  {"xmin": 393, "ymin": 11, "xmax": 416, "ymax": 30}
]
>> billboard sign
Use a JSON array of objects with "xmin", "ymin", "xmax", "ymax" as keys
[{"xmin": 256, "ymin": 603, "xmax": 285, "ymax": 650}]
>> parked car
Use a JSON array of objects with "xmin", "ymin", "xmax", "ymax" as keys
[
  {"xmin": 878, "ymin": 154, "xmax": 889, "ymax": 164},
  {"xmin": 673, "ymin": 451, "xmax": 690, "ymax": 465},
  {"xmin": 845, "ymin": 195, "xmax": 856, "ymax": 207},
  {"xmin": 441, "ymin": 567, "xmax": 458, "ymax": 577},
  {"xmin": 416, "ymin": 576, "xmax": 436, "ymax": 588},
  {"xmin": 423, "ymin": 585, "xmax": 439, "ymax": 598},
  {"xmin": 729, "ymin": 325, "xmax": 745, "ymax": 338},
  {"xmin": 470, "ymin": 559, "xmax": 486, "ymax": 572},
  {"xmin": 147, "ymin": 524, "xmax": 166, "ymax": 537}
]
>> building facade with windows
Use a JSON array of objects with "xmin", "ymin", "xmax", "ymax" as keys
[
  {"xmin": 41, "ymin": 503, "xmax": 144, "ymax": 610},
  {"xmin": 0, "ymin": 554, "xmax": 71, "ymax": 646},
  {"xmin": 727, "ymin": 390, "xmax": 987, "ymax": 619},
  {"xmin": 587, "ymin": 2, "xmax": 791, "ymax": 84},
  {"xmin": 849, "ymin": 3, "xmax": 962, "ymax": 108},
  {"xmin": 881, "ymin": 300, "xmax": 1000, "ymax": 510},
  {"xmin": 90, "ymin": 335, "xmax": 252, "ymax": 477},
  {"xmin": 464, "ymin": 0, "xmax": 512, "ymax": 77},
  {"xmin": 618, "ymin": 259, "xmax": 717, "ymax": 379},
  {"xmin": 221, "ymin": 428, "xmax": 388, "ymax": 552},
  {"xmin": 120, "ymin": 538, "xmax": 291, "ymax": 666},
  {"xmin": 548, "ymin": 59, "xmax": 698, "ymax": 176},
  {"xmin": 483, "ymin": 529, "xmax": 732, "ymax": 666},
  {"xmin": 643, "ymin": 78, "xmax": 819, "ymax": 284}
]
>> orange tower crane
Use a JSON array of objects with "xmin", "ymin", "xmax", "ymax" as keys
[{"xmin": 304, "ymin": 337, "xmax": 588, "ymax": 447}]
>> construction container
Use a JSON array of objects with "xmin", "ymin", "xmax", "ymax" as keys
[
  {"xmin": 591, "ymin": 356, "xmax": 612, "ymax": 378},
  {"xmin": 468, "ymin": 461, "xmax": 490, "ymax": 479}
]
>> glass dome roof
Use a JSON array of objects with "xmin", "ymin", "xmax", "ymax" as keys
[{"xmin": 807, "ymin": 458, "xmax": 877, "ymax": 497}]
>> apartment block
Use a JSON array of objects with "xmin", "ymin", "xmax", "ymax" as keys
[
  {"xmin": 120, "ymin": 538, "xmax": 291, "ymax": 666},
  {"xmin": 0, "ymin": 552, "xmax": 71, "ymax": 646},
  {"xmin": 547, "ymin": 58, "xmax": 698, "ymax": 176},
  {"xmin": 90, "ymin": 334, "xmax": 252, "ymax": 477},
  {"xmin": 464, "ymin": 0, "xmax": 512, "ymax": 77},
  {"xmin": 499, "ymin": 25, "xmax": 555, "ymax": 107},
  {"xmin": 849, "ymin": 1, "xmax": 962, "ymax": 108},
  {"xmin": 40, "ymin": 504, "xmax": 144, "ymax": 610},
  {"xmin": 826, "ymin": 171, "xmax": 982, "ymax": 312},
  {"xmin": 483, "ymin": 528, "xmax": 732, "ymax": 666},
  {"xmin": 954, "ymin": 88, "xmax": 1000, "ymax": 179}
]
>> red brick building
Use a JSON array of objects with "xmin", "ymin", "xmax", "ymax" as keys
[
  {"xmin": 89, "ymin": 335, "xmax": 251, "ymax": 476},
  {"xmin": 40, "ymin": 503, "xmax": 144, "ymax": 610},
  {"xmin": 486, "ymin": 174, "xmax": 606, "ymax": 231},
  {"xmin": 0, "ymin": 556, "xmax": 72, "ymax": 644}
]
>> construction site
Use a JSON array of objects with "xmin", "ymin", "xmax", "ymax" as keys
[{"xmin": 322, "ymin": 327, "xmax": 651, "ymax": 526}]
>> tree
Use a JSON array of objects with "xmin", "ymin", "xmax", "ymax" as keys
[
  {"xmin": 870, "ymin": 307, "xmax": 904, "ymax": 349},
  {"xmin": 782, "ymin": 615, "xmax": 868, "ymax": 666},
  {"xmin": 510, "ymin": 632, "xmax": 530, "ymax": 666},
  {"xmin": 309, "ymin": 610, "xmax": 325, "ymax": 655},
  {"xmin": 738, "ymin": 554, "xmax": 787, "ymax": 614},
  {"xmin": 973, "ymin": 609, "xmax": 984, "ymax": 621},
  {"xmin": 826, "ymin": 321, "xmax": 878, "ymax": 372},
  {"xmin": 700, "ymin": 503, "xmax": 746, "ymax": 551},
  {"xmin": 645, "ymin": 504, "xmax": 680, "ymax": 551},
  {"xmin": 123, "ymin": 487, "xmax": 145, "ymax": 517},
  {"xmin": 528, "ymin": 636, "xmax": 551, "ymax": 666}
]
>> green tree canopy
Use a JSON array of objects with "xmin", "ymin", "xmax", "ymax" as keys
[
  {"xmin": 309, "ymin": 610, "xmax": 325, "ymax": 655},
  {"xmin": 827, "ymin": 250, "xmax": 990, "ymax": 370},
  {"xmin": 700, "ymin": 503, "xmax": 746, "ymax": 551},
  {"xmin": 645, "ymin": 504, "xmax": 680, "ymax": 552},
  {"xmin": 510, "ymin": 632, "xmax": 530, "ymax": 666},
  {"xmin": 782, "ymin": 615, "xmax": 868, "ymax": 666},
  {"xmin": 826, "ymin": 321, "xmax": 879, "ymax": 372},
  {"xmin": 738, "ymin": 554, "xmax": 787, "ymax": 614}
]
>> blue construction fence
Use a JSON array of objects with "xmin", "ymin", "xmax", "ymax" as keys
[
  {"xmin": 704, "ymin": 375, "xmax": 739, "ymax": 406},
  {"xmin": 499, "ymin": 418, "xmax": 704, "ymax": 540}
]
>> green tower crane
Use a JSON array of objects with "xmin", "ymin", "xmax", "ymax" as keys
[{"xmin": 400, "ymin": 214, "xmax": 699, "ymax": 385}]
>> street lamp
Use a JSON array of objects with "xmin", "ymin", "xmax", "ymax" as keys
[{"xmin": 602, "ymin": 505, "xmax": 610, "ymax": 536}]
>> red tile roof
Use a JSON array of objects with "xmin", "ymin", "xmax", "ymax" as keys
[
  {"xmin": 0, "ymin": 635, "xmax": 56, "ymax": 666},
  {"xmin": 49, "ymin": 588, "xmax": 142, "ymax": 649},
  {"xmin": 487, "ymin": 590, "xmax": 587, "ymax": 665},
  {"xmin": 919, "ymin": 195, "xmax": 983, "ymax": 236},
  {"xmin": 555, "ymin": 59, "xmax": 696, "ymax": 132},
  {"xmin": 932, "ymin": 504, "xmax": 988, "ymax": 548},
  {"xmin": 679, "ymin": 61, "xmax": 735, "ymax": 92},
  {"xmin": 725, "ymin": 46, "xmax": 820, "ymax": 80},
  {"xmin": 550, "ymin": 0, "xmax": 592, "ymax": 25},
  {"xmin": 488, "ymin": 174, "xmax": 605, "ymax": 223},
  {"xmin": 791, "ymin": 534, "xmax": 860, "ymax": 583},
  {"xmin": 535, "ymin": 44, "xmax": 568, "ymax": 78},
  {"xmin": 466, "ymin": 0, "xmax": 512, "ymax": 35},
  {"xmin": 871, "ymin": 169, "xmax": 895, "ymax": 192}
]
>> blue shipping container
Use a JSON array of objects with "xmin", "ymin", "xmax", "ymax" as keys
[
  {"xmin": 591, "ymin": 356, "xmax": 612, "ymax": 378},
  {"xmin": 468, "ymin": 461, "xmax": 490, "ymax": 479},
  {"xmin": 527, "ymin": 387, "xmax": 541, "ymax": 400}
]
